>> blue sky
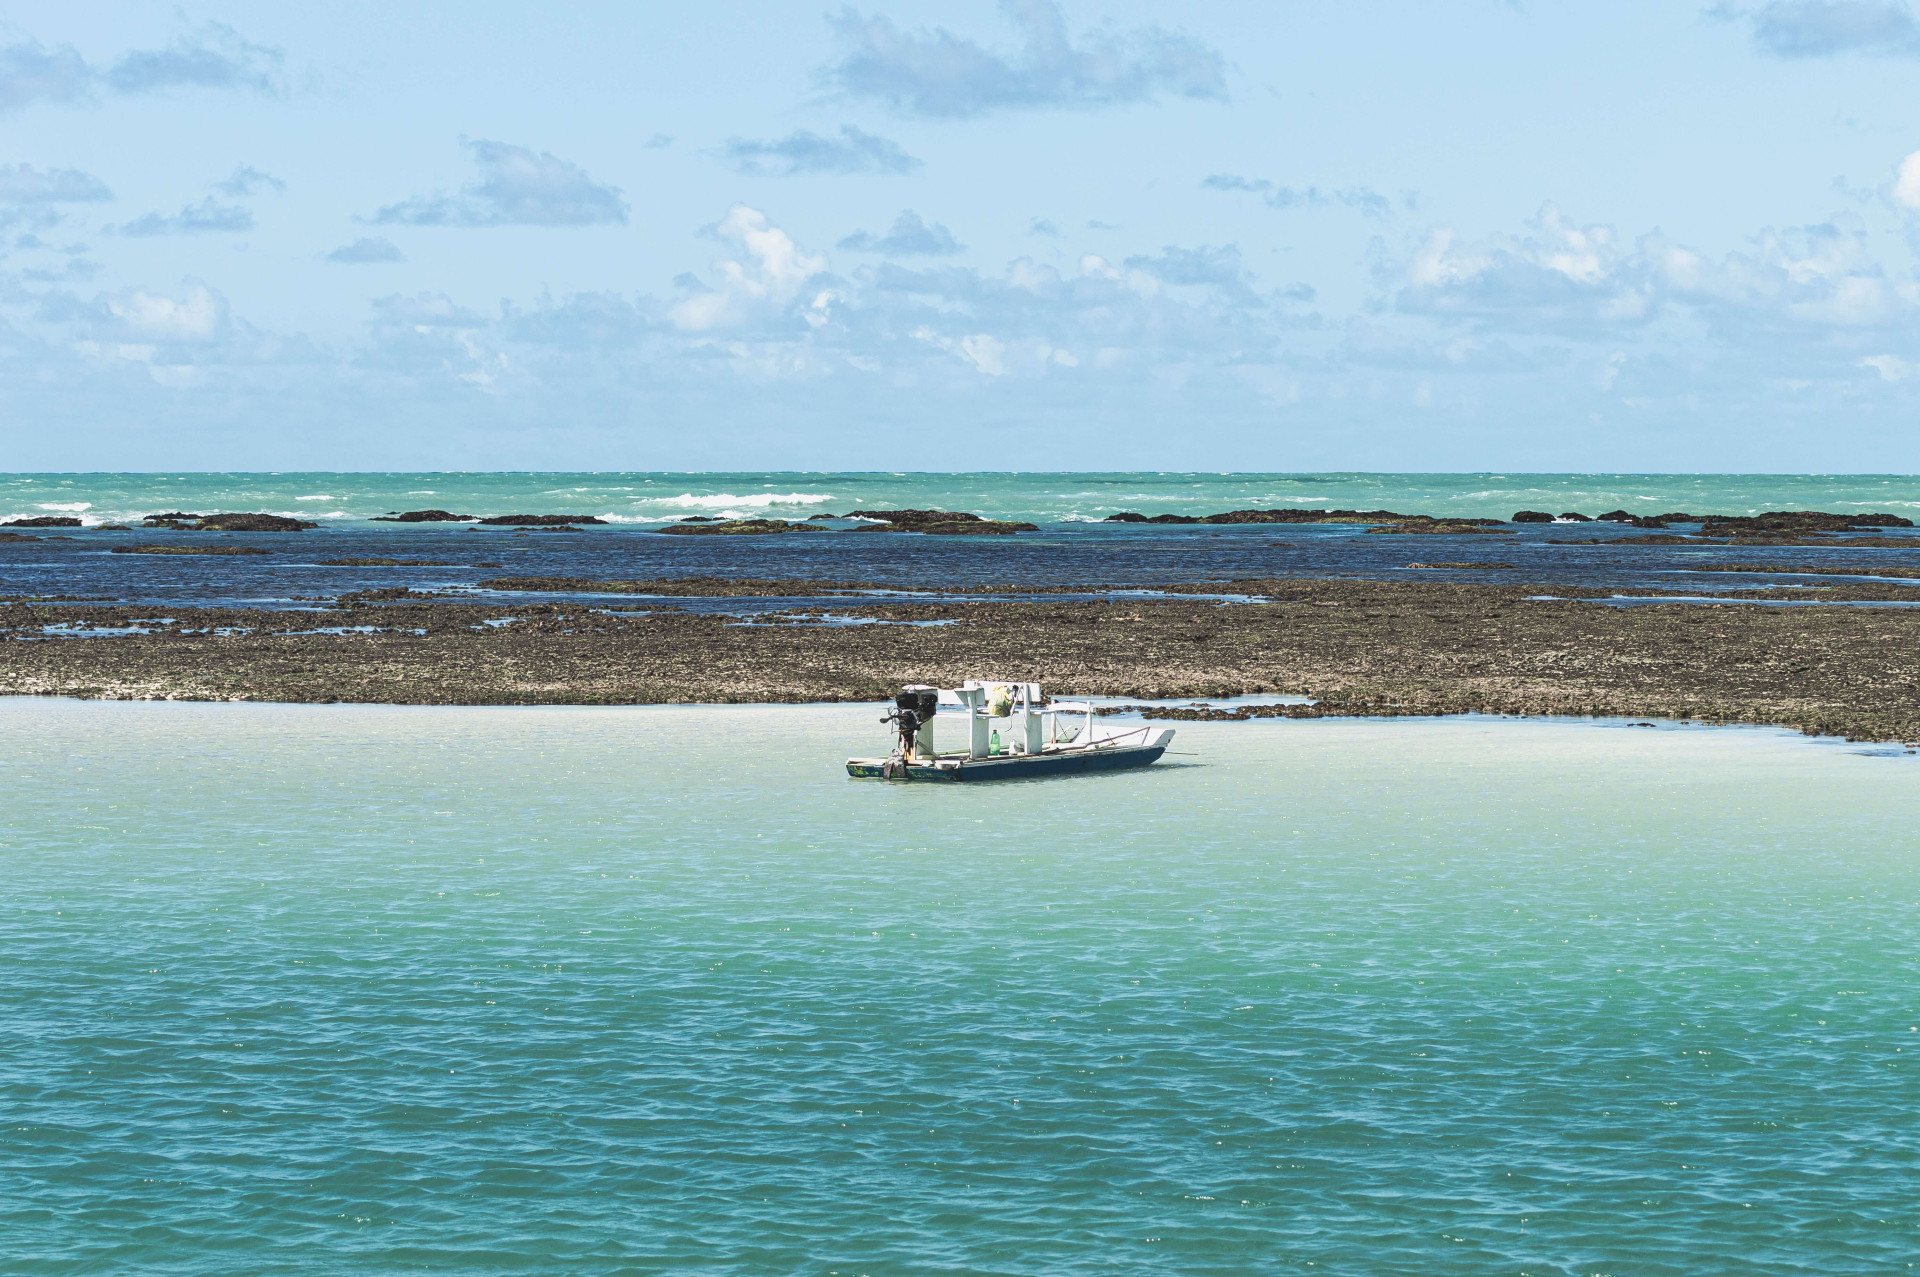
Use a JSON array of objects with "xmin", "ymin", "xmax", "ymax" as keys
[{"xmin": 7, "ymin": 1, "xmax": 1920, "ymax": 470}]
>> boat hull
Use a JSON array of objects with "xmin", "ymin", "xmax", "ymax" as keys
[{"xmin": 847, "ymin": 742, "xmax": 1168, "ymax": 782}]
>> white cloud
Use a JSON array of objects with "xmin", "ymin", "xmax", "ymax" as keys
[
  {"xmin": 1860, "ymin": 354, "xmax": 1919, "ymax": 380},
  {"xmin": 1894, "ymin": 149, "xmax": 1920, "ymax": 210},
  {"xmin": 825, "ymin": 0, "xmax": 1226, "ymax": 118},
  {"xmin": 0, "ymin": 22, "xmax": 281, "ymax": 113},
  {"xmin": 374, "ymin": 140, "xmax": 628, "ymax": 227},
  {"xmin": 723, "ymin": 126, "xmax": 920, "ymax": 176},
  {"xmin": 837, "ymin": 210, "xmax": 963, "ymax": 254},
  {"xmin": 1723, "ymin": 1, "xmax": 1920, "ymax": 58},
  {"xmin": 670, "ymin": 206, "xmax": 830, "ymax": 331},
  {"xmin": 108, "ymin": 284, "xmax": 224, "ymax": 341},
  {"xmin": 325, "ymin": 236, "xmax": 405, "ymax": 264},
  {"xmin": 0, "ymin": 163, "xmax": 112, "ymax": 205},
  {"xmin": 1202, "ymin": 174, "xmax": 1396, "ymax": 218},
  {"xmin": 216, "ymin": 165, "xmax": 285, "ymax": 197},
  {"xmin": 116, "ymin": 197, "xmax": 253, "ymax": 237}
]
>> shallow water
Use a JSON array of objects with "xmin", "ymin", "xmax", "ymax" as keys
[{"xmin": 3, "ymin": 701, "xmax": 1917, "ymax": 1274}]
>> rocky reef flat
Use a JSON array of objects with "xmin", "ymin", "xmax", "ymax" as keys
[{"xmin": 7, "ymin": 576, "xmax": 1920, "ymax": 742}]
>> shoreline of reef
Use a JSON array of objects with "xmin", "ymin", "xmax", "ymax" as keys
[{"xmin": 6, "ymin": 576, "xmax": 1920, "ymax": 742}]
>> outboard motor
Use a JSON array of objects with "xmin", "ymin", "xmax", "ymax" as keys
[{"xmin": 882, "ymin": 684, "xmax": 940, "ymax": 767}]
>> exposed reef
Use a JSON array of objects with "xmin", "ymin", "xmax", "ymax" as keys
[
  {"xmin": 371, "ymin": 510, "xmax": 477, "ymax": 523},
  {"xmin": 10, "ymin": 576, "xmax": 1920, "ymax": 742},
  {"xmin": 142, "ymin": 513, "xmax": 319, "ymax": 532},
  {"xmin": 846, "ymin": 509, "xmax": 1041, "ymax": 534}
]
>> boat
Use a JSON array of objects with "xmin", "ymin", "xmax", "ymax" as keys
[{"xmin": 846, "ymin": 681, "xmax": 1174, "ymax": 781}]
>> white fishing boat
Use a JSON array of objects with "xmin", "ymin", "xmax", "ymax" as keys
[{"xmin": 846, "ymin": 681, "xmax": 1174, "ymax": 782}]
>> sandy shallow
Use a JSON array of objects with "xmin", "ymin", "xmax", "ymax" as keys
[{"xmin": 5, "ymin": 698, "xmax": 1918, "ymax": 1273}]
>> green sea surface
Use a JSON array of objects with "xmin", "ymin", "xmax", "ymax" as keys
[
  {"xmin": 2, "ymin": 700, "xmax": 1916, "ymax": 1273},
  {"xmin": 6, "ymin": 470, "xmax": 1920, "ymax": 526}
]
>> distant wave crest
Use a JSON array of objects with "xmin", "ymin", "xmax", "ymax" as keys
[{"xmin": 646, "ymin": 492, "xmax": 834, "ymax": 510}]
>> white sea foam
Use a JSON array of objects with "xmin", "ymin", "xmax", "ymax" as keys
[
  {"xmin": 38, "ymin": 502, "xmax": 90, "ymax": 511},
  {"xmin": 646, "ymin": 492, "xmax": 834, "ymax": 510},
  {"xmin": 295, "ymin": 495, "xmax": 333, "ymax": 501}
]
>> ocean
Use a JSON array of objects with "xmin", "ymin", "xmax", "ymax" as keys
[
  {"xmin": 9, "ymin": 472, "xmax": 1920, "ymax": 609},
  {"xmin": 7, "ymin": 471, "xmax": 1920, "ymax": 528},
  {"xmin": 3, "ymin": 698, "xmax": 1916, "ymax": 1273}
]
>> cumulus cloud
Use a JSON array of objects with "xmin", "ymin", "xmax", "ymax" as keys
[
  {"xmin": 0, "ymin": 39, "xmax": 92, "ymax": 112},
  {"xmin": 1120, "ymin": 243, "xmax": 1271, "ymax": 307},
  {"xmin": 374, "ymin": 140, "xmax": 628, "ymax": 227},
  {"xmin": 1720, "ymin": 1, "xmax": 1920, "ymax": 56},
  {"xmin": 0, "ymin": 23, "xmax": 281, "ymax": 113},
  {"xmin": 116, "ymin": 197, "xmax": 254, "ymax": 237},
  {"xmin": 106, "ymin": 22, "xmax": 283, "ymax": 94},
  {"xmin": 1893, "ymin": 149, "xmax": 1920, "ymax": 209},
  {"xmin": 215, "ymin": 165, "xmax": 285, "ymax": 197},
  {"xmin": 1203, "ymin": 174, "xmax": 1394, "ymax": 217},
  {"xmin": 824, "ymin": 0, "xmax": 1227, "ymax": 118},
  {"xmin": 1391, "ymin": 202, "xmax": 1916, "ymax": 339},
  {"xmin": 0, "ymin": 163, "xmax": 112, "ymax": 206},
  {"xmin": 671, "ymin": 205, "xmax": 830, "ymax": 330},
  {"xmin": 838, "ymin": 209, "xmax": 963, "ymax": 254},
  {"xmin": 106, "ymin": 282, "xmax": 227, "ymax": 341},
  {"xmin": 325, "ymin": 236, "xmax": 404, "ymax": 264},
  {"xmin": 723, "ymin": 125, "xmax": 921, "ymax": 176}
]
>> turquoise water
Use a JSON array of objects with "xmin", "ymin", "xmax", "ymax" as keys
[
  {"xmin": 7, "ymin": 471, "xmax": 1920, "ymax": 526},
  {"xmin": 3, "ymin": 700, "xmax": 1918, "ymax": 1273}
]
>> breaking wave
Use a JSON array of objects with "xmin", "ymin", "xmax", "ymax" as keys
[{"xmin": 645, "ymin": 492, "xmax": 835, "ymax": 510}]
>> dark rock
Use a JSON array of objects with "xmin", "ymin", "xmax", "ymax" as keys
[
  {"xmin": 847, "ymin": 508, "xmax": 982, "ymax": 526},
  {"xmin": 1206, "ymin": 508, "xmax": 1356, "ymax": 524},
  {"xmin": 1511, "ymin": 510, "xmax": 1554, "ymax": 523},
  {"xmin": 1104, "ymin": 512, "xmax": 1149, "ymax": 522},
  {"xmin": 1628, "ymin": 516, "xmax": 1669, "ymax": 529},
  {"xmin": 98, "ymin": 525, "xmax": 132, "ymax": 531},
  {"xmin": 111, "ymin": 544, "xmax": 273, "ymax": 556},
  {"xmin": 142, "ymin": 512, "xmax": 203, "ymax": 523},
  {"xmin": 4, "ymin": 516, "xmax": 83, "ymax": 528},
  {"xmin": 679, "ymin": 516, "xmax": 719, "ymax": 522},
  {"xmin": 657, "ymin": 519, "xmax": 828, "ymax": 536},
  {"xmin": 1700, "ymin": 511, "xmax": 1916, "ymax": 536},
  {"xmin": 1596, "ymin": 510, "xmax": 1635, "ymax": 522},
  {"xmin": 845, "ymin": 508, "xmax": 1038, "ymax": 534},
  {"xmin": 337, "ymin": 588, "xmax": 438, "ymax": 607},
  {"xmin": 0, "ymin": 532, "xmax": 41, "ymax": 543},
  {"xmin": 371, "ymin": 509, "xmax": 477, "ymax": 523},
  {"xmin": 907, "ymin": 520, "xmax": 1039, "ymax": 535},
  {"xmin": 475, "ymin": 514, "xmax": 610, "ymax": 526},
  {"xmin": 475, "ymin": 575, "xmax": 876, "ymax": 596},
  {"xmin": 198, "ymin": 512, "xmax": 320, "ymax": 532},
  {"xmin": 1556, "ymin": 512, "xmax": 1592, "ymax": 522}
]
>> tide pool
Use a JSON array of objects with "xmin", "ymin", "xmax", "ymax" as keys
[{"xmin": 2, "ymin": 701, "xmax": 1915, "ymax": 1273}]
